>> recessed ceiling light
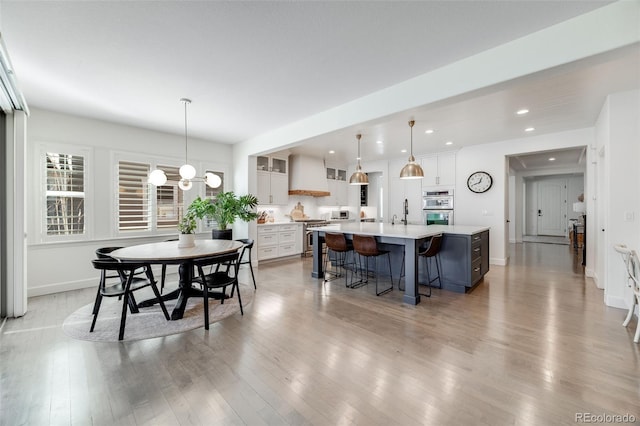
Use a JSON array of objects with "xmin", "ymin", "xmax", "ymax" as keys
[
  {"xmin": 445, "ymin": 141, "xmax": 453, "ymax": 145},
  {"xmin": 517, "ymin": 109, "xmax": 529, "ymax": 115},
  {"xmin": 401, "ymin": 149, "xmax": 407, "ymax": 153},
  {"xmin": 425, "ymin": 129, "xmax": 434, "ymax": 134},
  {"xmin": 376, "ymin": 140, "xmax": 383, "ymax": 144},
  {"xmin": 329, "ymin": 150, "xmax": 335, "ymax": 154},
  {"xmin": 525, "ymin": 127, "xmax": 535, "ymax": 132},
  {"xmin": 549, "ymin": 157, "xmax": 556, "ymax": 161}
]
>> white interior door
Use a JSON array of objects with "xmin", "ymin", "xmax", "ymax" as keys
[{"xmin": 537, "ymin": 179, "xmax": 566, "ymax": 236}]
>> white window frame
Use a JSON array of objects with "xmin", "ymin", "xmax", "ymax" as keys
[{"xmin": 37, "ymin": 143, "xmax": 93, "ymax": 243}]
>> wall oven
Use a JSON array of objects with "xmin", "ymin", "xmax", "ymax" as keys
[
  {"xmin": 423, "ymin": 209, "xmax": 454, "ymax": 226},
  {"xmin": 423, "ymin": 189, "xmax": 454, "ymax": 210}
]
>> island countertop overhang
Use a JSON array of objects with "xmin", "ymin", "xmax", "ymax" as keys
[{"xmin": 312, "ymin": 223, "xmax": 490, "ymax": 240}]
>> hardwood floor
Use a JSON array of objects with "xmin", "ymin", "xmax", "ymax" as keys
[{"xmin": 1, "ymin": 243, "xmax": 639, "ymax": 425}]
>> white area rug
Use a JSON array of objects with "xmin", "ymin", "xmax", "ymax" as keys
[{"xmin": 63, "ymin": 285, "xmax": 253, "ymax": 343}]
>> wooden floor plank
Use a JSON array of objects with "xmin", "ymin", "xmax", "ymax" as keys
[{"xmin": 1, "ymin": 243, "xmax": 639, "ymax": 425}]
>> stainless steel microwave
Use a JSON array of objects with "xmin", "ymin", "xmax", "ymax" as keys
[
  {"xmin": 331, "ymin": 210, "xmax": 349, "ymax": 219},
  {"xmin": 423, "ymin": 189, "xmax": 454, "ymax": 210}
]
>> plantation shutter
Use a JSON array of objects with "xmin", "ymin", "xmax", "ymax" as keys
[
  {"xmin": 156, "ymin": 165, "xmax": 184, "ymax": 229},
  {"xmin": 118, "ymin": 161, "xmax": 150, "ymax": 231}
]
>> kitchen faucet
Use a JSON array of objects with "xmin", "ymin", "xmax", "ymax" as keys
[
  {"xmin": 402, "ymin": 199, "xmax": 408, "ymax": 225},
  {"xmin": 392, "ymin": 214, "xmax": 398, "ymax": 225}
]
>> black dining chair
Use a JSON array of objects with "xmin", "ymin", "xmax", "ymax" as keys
[
  {"xmin": 90, "ymin": 259, "xmax": 169, "ymax": 340},
  {"xmin": 191, "ymin": 252, "xmax": 243, "ymax": 330},
  {"xmin": 235, "ymin": 238, "xmax": 256, "ymax": 289},
  {"xmin": 95, "ymin": 246, "xmax": 148, "ymax": 281}
]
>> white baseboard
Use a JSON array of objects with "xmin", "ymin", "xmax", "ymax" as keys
[
  {"xmin": 585, "ymin": 268, "xmax": 605, "ymax": 289},
  {"xmin": 605, "ymin": 294, "xmax": 630, "ymax": 310},
  {"xmin": 28, "ymin": 278, "xmax": 95, "ymax": 297},
  {"xmin": 490, "ymin": 257, "xmax": 508, "ymax": 266}
]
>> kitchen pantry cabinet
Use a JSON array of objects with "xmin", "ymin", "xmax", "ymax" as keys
[
  {"xmin": 257, "ymin": 223, "xmax": 303, "ymax": 261},
  {"xmin": 321, "ymin": 167, "xmax": 348, "ymax": 206},
  {"xmin": 421, "ymin": 152, "xmax": 456, "ymax": 187},
  {"xmin": 257, "ymin": 156, "xmax": 288, "ymax": 205},
  {"xmin": 388, "ymin": 159, "xmax": 423, "ymax": 224}
]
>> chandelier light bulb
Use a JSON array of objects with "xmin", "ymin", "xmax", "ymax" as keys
[
  {"xmin": 179, "ymin": 163, "xmax": 196, "ymax": 180},
  {"xmin": 178, "ymin": 179, "xmax": 193, "ymax": 191},
  {"xmin": 148, "ymin": 169, "xmax": 167, "ymax": 186},
  {"xmin": 205, "ymin": 172, "xmax": 222, "ymax": 188}
]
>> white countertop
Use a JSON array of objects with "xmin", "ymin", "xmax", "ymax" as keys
[
  {"xmin": 312, "ymin": 222, "xmax": 489, "ymax": 239},
  {"xmin": 257, "ymin": 221, "xmax": 303, "ymax": 226}
]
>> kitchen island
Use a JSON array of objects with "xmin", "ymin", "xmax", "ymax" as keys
[{"xmin": 312, "ymin": 223, "xmax": 490, "ymax": 305}]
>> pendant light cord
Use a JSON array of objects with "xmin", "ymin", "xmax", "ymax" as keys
[
  {"xmin": 181, "ymin": 98, "xmax": 191, "ymax": 164},
  {"xmin": 409, "ymin": 120, "xmax": 415, "ymax": 161}
]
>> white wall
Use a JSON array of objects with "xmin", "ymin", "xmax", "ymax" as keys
[
  {"xmin": 455, "ymin": 128, "xmax": 595, "ymax": 265},
  {"xmin": 26, "ymin": 108, "xmax": 233, "ymax": 296},
  {"xmin": 596, "ymin": 90, "xmax": 640, "ymax": 309}
]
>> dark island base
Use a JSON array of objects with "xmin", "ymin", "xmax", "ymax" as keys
[
  {"xmin": 315, "ymin": 230, "xmax": 490, "ymax": 294},
  {"xmin": 441, "ymin": 277, "xmax": 484, "ymax": 294}
]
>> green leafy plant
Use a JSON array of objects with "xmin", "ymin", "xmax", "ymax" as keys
[
  {"xmin": 184, "ymin": 193, "xmax": 259, "ymax": 231},
  {"xmin": 177, "ymin": 213, "xmax": 197, "ymax": 234},
  {"xmin": 186, "ymin": 196, "xmax": 215, "ymax": 221},
  {"xmin": 207, "ymin": 192, "xmax": 259, "ymax": 230}
]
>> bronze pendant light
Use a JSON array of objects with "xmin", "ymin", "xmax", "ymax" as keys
[
  {"xmin": 400, "ymin": 120, "xmax": 424, "ymax": 179},
  {"xmin": 349, "ymin": 134, "xmax": 369, "ymax": 185}
]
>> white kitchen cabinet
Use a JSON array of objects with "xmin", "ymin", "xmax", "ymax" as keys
[
  {"xmin": 421, "ymin": 152, "xmax": 456, "ymax": 187},
  {"xmin": 388, "ymin": 158, "xmax": 423, "ymax": 224},
  {"xmin": 257, "ymin": 223, "xmax": 302, "ymax": 260},
  {"xmin": 257, "ymin": 155, "xmax": 288, "ymax": 205},
  {"xmin": 321, "ymin": 167, "xmax": 348, "ymax": 206}
]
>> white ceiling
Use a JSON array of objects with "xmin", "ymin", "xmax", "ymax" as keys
[{"xmin": 2, "ymin": 0, "xmax": 637, "ymax": 171}]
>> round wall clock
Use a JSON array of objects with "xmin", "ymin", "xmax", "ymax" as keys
[{"xmin": 467, "ymin": 171, "xmax": 493, "ymax": 193}]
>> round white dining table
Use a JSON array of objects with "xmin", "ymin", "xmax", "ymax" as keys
[{"xmin": 110, "ymin": 239, "xmax": 243, "ymax": 320}]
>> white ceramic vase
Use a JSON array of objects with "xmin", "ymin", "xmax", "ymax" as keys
[{"xmin": 178, "ymin": 233, "xmax": 196, "ymax": 248}]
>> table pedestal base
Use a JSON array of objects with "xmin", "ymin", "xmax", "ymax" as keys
[{"xmin": 138, "ymin": 262, "xmax": 226, "ymax": 320}]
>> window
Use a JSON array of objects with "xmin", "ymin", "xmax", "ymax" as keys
[
  {"xmin": 118, "ymin": 161, "xmax": 150, "ymax": 231},
  {"xmin": 45, "ymin": 153, "xmax": 85, "ymax": 235},
  {"xmin": 117, "ymin": 160, "xmax": 225, "ymax": 234},
  {"xmin": 156, "ymin": 165, "xmax": 184, "ymax": 229}
]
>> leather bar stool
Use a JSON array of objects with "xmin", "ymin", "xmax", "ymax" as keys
[
  {"xmin": 417, "ymin": 234, "xmax": 443, "ymax": 297},
  {"xmin": 352, "ymin": 234, "xmax": 393, "ymax": 296},
  {"xmin": 323, "ymin": 232, "xmax": 355, "ymax": 287}
]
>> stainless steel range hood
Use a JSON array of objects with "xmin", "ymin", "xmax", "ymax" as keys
[{"xmin": 288, "ymin": 154, "xmax": 330, "ymax": 197}]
